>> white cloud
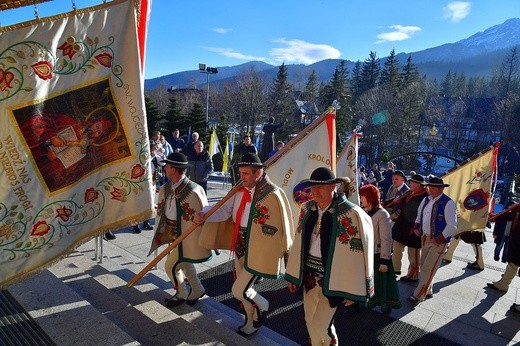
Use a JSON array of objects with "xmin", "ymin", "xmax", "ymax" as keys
[
  {"xmin": 443, "ymin": 1, "xmax": 471, "ymax": 23},
  {"xmin": 269, "ymin": 38, "xmax": 341, "ymax": 64},
  {"xmin": 202, "ymin": 47, "xmax": 266, "ymax": 61},
  {"xmin": 376, "ymin": 25, "xmax": 422, "ymax": 43},
  {"xmin": 212, "ymin": 27, "xmax": 232, "ymax": 34}
]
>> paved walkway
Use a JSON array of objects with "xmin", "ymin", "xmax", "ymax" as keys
[{"xmin": 102, "ymin": 180, "xmax": 520, "ymax": 345}]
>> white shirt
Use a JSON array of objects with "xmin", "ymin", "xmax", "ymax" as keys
[
  {"xmin": 415, "ymin": 194, "xmax": 457, "ymax": 239},
  {"xmin": 165, "ymin": 178, "xmax": 184, "ymax": 220},
  {"xmin": 309, "ymin": 203, "xmax": 331, "ymax": 258},
  {"xmin": 203, "ymin": 186, "xmax": 256, "ymax": 228}
]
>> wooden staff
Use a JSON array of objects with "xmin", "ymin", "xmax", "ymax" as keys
[
  {"xmin": 382, "ymin": 189, "xmax": 412, "ymax": 209},
  {"xmin": 127, "ymin": 183, "xmax": 243, "ymax": 288},
  {"xmin": 488, "ymin": 203, "xmax": 520, "ymax": 222}
]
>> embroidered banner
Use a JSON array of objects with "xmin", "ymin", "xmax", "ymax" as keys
[
  {"xmin": 265, "ymin": 107, "xmax": 336, "ymax": 224},
  {"xmin": 0, "ymin": 0, "xmax": 154, "ymax": 287},
  {"xmin": 337, "ymin": 130, "xmax": 362, "ymax": 205},
  {"xmin": 442, "ymin": 144, "xmax": 499, "ymax": 236}
]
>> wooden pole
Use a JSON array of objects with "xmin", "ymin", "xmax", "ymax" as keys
[{"xmin": 127, "ymin": 183, "xmax": 242, "ymax": 287}]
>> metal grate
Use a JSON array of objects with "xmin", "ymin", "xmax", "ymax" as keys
[{"xmin": 0, "ymin": 290, "xmax": 55, "ymax": 346}]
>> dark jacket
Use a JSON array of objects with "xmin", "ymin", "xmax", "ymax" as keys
[{"xmin": 188, "ymin": 150, "xmax": 213, "ymax": 184}]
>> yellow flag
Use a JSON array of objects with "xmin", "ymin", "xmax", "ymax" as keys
[
  {"xmin": 209, "ymin": 128, "xmax": 220, "ymax": 157},
  {"xmin": 222, "ymin": 136, "xmax": 229, "ymax": 173}
]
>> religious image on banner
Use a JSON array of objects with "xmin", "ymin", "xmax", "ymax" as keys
[
  {"xmin": 13, "ymin": 79, "xmax": 130, "ymax": 193},
  {"xmin": 0, "ymin": 0, "xmax": 153, "ymax": 287}
]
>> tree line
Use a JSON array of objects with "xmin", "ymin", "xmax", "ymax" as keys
[{"xmin": 144, "ymin": 47, "xmax": 519, "ymax": 173}]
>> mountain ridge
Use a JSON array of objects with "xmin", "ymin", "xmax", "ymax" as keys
[{"xmin": 145, "ymin": 18, "xmax": 520, "ymax": 90}]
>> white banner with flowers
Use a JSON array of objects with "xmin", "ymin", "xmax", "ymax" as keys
[{"xmin": 0, "ymin": 0, "xmax": 154, "ymax": 287}]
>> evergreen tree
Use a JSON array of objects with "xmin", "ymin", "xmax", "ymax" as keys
[
  {"xmin": 380, "ymin": 49, "xmax": 401, "ymax": 95},
  {"xmin": 440, "ymin": 70, "xmax": 455, "ymax": 97},
  {"xmin": 303, "ymin": 70, "xmax": 319, "ymax": 102},
  {"xmin": 144, "ymin": 96, "xmax": 162, "ymax": 137},
  {"xmin": 163, "ymin": 96, "xmax": 186, "ymax": 133},
  {"xmin": 186, "ymin": 103, "xmax": 208, "ymax": 141},
  {"xmin": 329, "ymin": 60, "xmax": 351, "ymax": 135},
  {"xmin": 350, "ymin": 61, "xmax": 363, "ymax": 102},
  {"xmin": 360, "ymin": 51, "xmax": 381, "ymax": 94},
  {"xmin": 400, "ymin": 55, "xmax": 420, "ymax": 88},
  {"xmin": 269, "ymin": 63, "xmax": 296, "ymax": 139}
]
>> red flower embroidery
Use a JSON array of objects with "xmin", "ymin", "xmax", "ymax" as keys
[
  {"xmin": 339, "ymin": 233, "xmax": 349, "ymax": 243},
  {"xmin": 32, "ymin": 61, "xmax": 54, "ymax": 80},
  {"xmin": 131, "ymin": 164, "xmax": 146, "ymax": 179},
  {"xmin": 58, "ymin": 39, "xmax": 77, "ymax": 59},
  {"xmin": 110, "ymin": 187, "xmax": 124, "ymax": 201},
  {"xmin": 181, "ymin": 203, "xmax": 196, "ymax": 222},
  {"xmin": 31, "ymin": 221, "xmax": 50, "ymax": 236},
  {"xmin": 84, "ymin": 188, "xmax": 99, "ymax": 203},
  {"xmin": 95, "ymin": 52, "xmax": 113, "ymax": 68},
  {"xmin": 337, "ymin": 214, "xmax": 358, "ymax": 246},
  {"xmin": 0, "ymin": 68, "xmax": 14, "ymax": 91},
  {"xmin": 253, "ymin": 204, "xmax": 270, "ymax": 224},
  {"xmin": 55, "ymin": 206, "xmax": 73, "ymax": 222}
]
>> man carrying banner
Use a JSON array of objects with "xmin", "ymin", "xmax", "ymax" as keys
[
  {"xmin": 285, "ymin": 167, "xmax": 374, "ymax": 346},
  {"xmin": 391, "ymin": 174, "xmax": 428, "ymax": 282},
  {"xmin": 195, "ymin": 153, "xmax": 293, "ymax": 337},
  {"xmin": 148, "ymin": 152, "xmax": 211, "ymax": 308},
  {"xmin": 409, "ymin": 176, "xmax": 457, "ymax": 306}
]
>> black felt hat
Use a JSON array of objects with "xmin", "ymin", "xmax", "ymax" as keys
[
  {"xmin": 237, "ymin": 153, "xmax": 265, "ymax": 167},
  {"xmin": 425, "ymin": 176, "xmax": 450, "ymax": 187},
  {"xmin": 161, "ymin": 152, "xmax": 190, "ymax": 168},
  {"xmin": 409, "ymin": 174, "xmax": 425, "ymax": 184},
  {"xmin": 393, "ymin": 170, "xmax": 406, "ymax": 179},
  {"xmin": 299, "ymin": 167, "xmax": 342, "ymax": 186}
]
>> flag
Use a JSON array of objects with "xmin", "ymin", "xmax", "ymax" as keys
[
  {"xmin": 137, "ymin": 0, "xmax": 151, "ymax": 75},
  {"xmin": 222, "ymin": 136, "xmax": 229, "ymax": 173},
  {"xmin": 442, "ymin": 143, "xmax": 499, "ymax": 236},
  {"xmin": 265, "ymin": 107, "xmax": 336, "ymax": 224},
  {"xmin": 0, "ymin": 0, "xmax": 154, "ymax": 286},
  {"xmin": 337, "ymin": 130, "xmax": 362, "ymax": 205},
  {"xmin": 208, "ymin": 128, "xmax": 221, "ymax": 157},
  {"xmin": 229, "ymin": 132, "xmax": 235, "ymax": 161}
]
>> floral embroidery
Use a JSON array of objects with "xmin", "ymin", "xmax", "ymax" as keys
[
  {"xmin": 181, "ymin": 203, "xmax": 196, "ymax": 222},
  {"xmin": 131, "ymin": 164, "xmax": 146, "ymax": 179},
  {"xmin": 95, "ymin": 52, "xmax": 113, "ymax": 68},
  {"xmin": 31, "ymin": 221, "xmax": 50, "ymax": 236},
  {"xmin": 0, "ymin": 69, "xmax": 14, "ymax": 91},
  {"xmin": 337, "ymin": 214, "xmax": 363, "ymax": 252},
  {"xmin": 84, "ymin": 188, "xmax": 99, "ymax": 203},
  {"xmin": 32, "ymin": 61, "xmax": 54, "ymax": 80},
  {"xmin": 55, "ymin": 206, "xmax": 73, "ymax": 222},
  {"xmin": 297, "ymin": 209, "xmax": 305, "ymax": 233},
  {"xmin": 253, "ymin": 204, "xmax": 270, "ymax": 224},
  {"xmin": 110, "ymin": 187, "xmax": 125, "ymax": 201}
]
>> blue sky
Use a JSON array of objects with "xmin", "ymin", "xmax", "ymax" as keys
[{"xmin": 1, "ymin": 0, "xmax": 519, "ymax": 79}]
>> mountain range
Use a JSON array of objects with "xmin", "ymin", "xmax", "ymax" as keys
[{"xmin": 145, "ymin": 18, "xmax": 520, "ymax": 91}]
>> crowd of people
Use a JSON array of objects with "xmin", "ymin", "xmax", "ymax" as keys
[{"xmin": 104, "ymin": 126, "xmax": 519, "ymax": 344}]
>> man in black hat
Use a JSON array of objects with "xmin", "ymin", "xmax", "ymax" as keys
[
  {"xmin": 285, "ymin": 167, "xmax": 374, "ymax": 346},
  {"xmin": 391, "ymin": 174, "xmax": 428, "ymax": 282},
  {"xmin": 148, "ymin": 152, "xmax": 211, "ymax": 308},
  {"xmin": 195, "ymin": 152, "xmax": 293, "ymax": 337},
  {"xmin": 383, "ymin": 170, "xmax": 409, "ymax": 217},
  {"xmin": 409, "ymin": 176, "xmax": 457, "ymax": 306}
]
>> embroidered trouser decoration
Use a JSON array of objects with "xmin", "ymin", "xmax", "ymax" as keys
[{"xmin": 304, "ymin": 277, "xmax": 339, "ymax": 346}]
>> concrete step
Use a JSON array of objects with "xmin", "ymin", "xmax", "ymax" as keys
[{"xmin": 7, "ymin": 238, "xmax": 296, "ymax": 345}]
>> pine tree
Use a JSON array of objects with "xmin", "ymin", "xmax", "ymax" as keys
[
  {"xmin": 144, "ymin": 96, "xmax": 162, "ymax": 137},
  {"xmin": 303, "ymin": 70, "xmax": 319, "ymax": 102},
  {"xmin": 400, "ymin": 55, "xmax": 420, "ymax": 88},
  {"xmin": 186, "ymin": 103, "xmax": 208, "ymax": 141},
  {"xmin": 360, "ymin": 51, "xmax": 381, "ymax": 94},
  {"xmin": 163, "ymin": 96, "xmax": 186, "ymax": 133},
  {"xmin": 350, "ymin": 61, "xmax": 363, "ymax": 102},
  {"xmin": 268, "ymin": 63, "xmax": 296, "ymax": 140},
  {"xmin": 380, "ymin": 49, "xmax": 401, "ymax": 95}
]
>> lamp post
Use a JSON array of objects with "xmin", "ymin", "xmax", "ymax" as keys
[{"xmin": 199, "ymin": 64, "xmax": 218, "ymax": 128}]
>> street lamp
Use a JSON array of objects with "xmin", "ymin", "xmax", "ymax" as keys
[{"xmin": 199, "ymin": 63, "xmax": 218, "ymax": 127}]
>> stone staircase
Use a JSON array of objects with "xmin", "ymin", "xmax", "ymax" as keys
[{"xmin": 5, "ymin": 237, "xmax": 297, "ymax": 345}]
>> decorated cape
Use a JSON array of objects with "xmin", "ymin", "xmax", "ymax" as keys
[
  {"xmin": 148, "ymin": 177, "xmax": 211, "ymax": 263},
  {"xmin": 199, "ymin": 174, "xmax": 294, "ymax": 278},
  {"xmin": 285, "ymin": 194, "xmax": 374, "ymax": 302}
]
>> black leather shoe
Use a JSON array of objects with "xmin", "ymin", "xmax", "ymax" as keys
[
  {"xmin": 400, "ymin": 276, "xmax": 418, "ymax": 282},
  {"xmin": 165, "ymin": 296, "xmax": 185, "ymax": 308},
  {"xmin": 486, "ymin": 283, "xmax": 507, "ymax": 292},
  {"xmin": 103, "ymin": 232, "xmax": 116, "ymax": 240},
  {"xmin": 236, "ymin": 328, "xmax": 258, "ymax": 337},
  {"xmin": 466, "ymin": 262, "xmax": 484, "ymax": 271},
  {"xmin": 442, "ymin": 259, "xmax": 451, "ymax": 264},
  {"xmin": 510, "ymin": 303, "xmax": 520, "ymax": 314},
  {"xmin": 133, "ymin": 225, "xmax": 141, "ymax": 234},
  {"xmin": 186, "ymin": 291, "xmax": 205, "ymax": 305},
  {"xmin": 253, "ymin": 309, "xmax": 268, "ymax": 328},
  {"xmin": 143, "ymin": 221, "xmax": 154, "ymax": 230}
]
